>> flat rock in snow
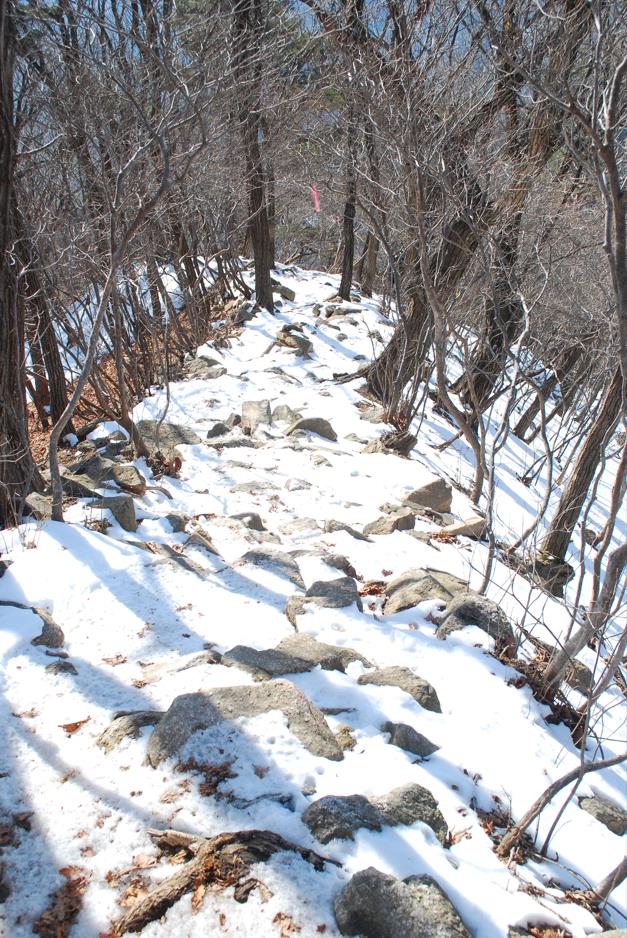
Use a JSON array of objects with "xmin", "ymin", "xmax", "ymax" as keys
[
  {"xmin": 358, "ymin": 666, "xmax": 441, "ymax": 713},
  {"xmin": 305, "ymin": 576, "xmax": 363, "ymax": 610},
  {"xmin": 147, "ymin": 680, "xmax": 343, "ymax": 765},
  {"xmin": 384, "ymin": 568, "xmax": 468, "ymax": 614},
  {"xmin": 90, "ymin": 494, "xmax": 137, "ymax": 532},
  {"xmin": 136, "ymin": 419, "xmax": 202, "ymax": 453},
  {"xmin": 323, "ymin": 519, "xmax": 371, "ymax": 542},
  {"xmin": 241, "ymin": 399, "xmax": 272, "ymax": 432},
  {"xmin": 363, "ymin": 509, "xmax": 415, "ymax": 535},
  {"xmin": 334, "ymin": 868, "xmax": 471, "ymax": 938},
  {"xmin": 382, "ymin": 721, "xmax": 440, "ymax": 758},
  {"xmin": 221, "ymin": 645, "xmax": 312, "ymax": 679},
  {"xmin": 275, "ymin": 633, "xmax": 371, "ymax": 671},
  {"xmin": 240, "ymin": 546, "xmax": 305, "ymax": 589}
]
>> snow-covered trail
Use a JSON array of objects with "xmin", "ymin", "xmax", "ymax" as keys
[{"xmin": 0, "ymin": 265, "xmax": 624, "ymax": 937}]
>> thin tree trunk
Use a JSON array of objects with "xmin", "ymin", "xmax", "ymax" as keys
[
  {"xmin": 339, "ymin": 119, "xmax": 357, "ymax": 302},
  {"xmin": 541, "ymin": 365, "xmax": 624, "ymax": 562}
]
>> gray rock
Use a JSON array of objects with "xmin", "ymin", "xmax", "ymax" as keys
[
  {"xmin": 136, "ymin": 420, "xmax": 201, "ymax": 455},
  {"xmin": 30, "ymin": 609, "xmax": 64, "ymax": 648},
  {"xmin": 112, "ymin": 464, "xmax": 147, "ymax": 496},
  {"xmin": 277, "ymin": 326, "xmax": 313, "ymax": 356},
  {"xmin": 403, "ymin": 478, "xmax": 453, "ymax": 514},
  {"xmin": 205, "ymin": 433, "xmax": 258, "ymax": 450},
  {"xmin": 579, "ymin": 795, "xmax": 627, "ymax": 835},
  {"xmin": 384, "ymin": 568, "xmax": 468, "ymax": 614},
  {"xmin": 240, "ymin": 547, "xmax": 305, "ymax": 589},
  {"xmin": 358, "ymin": 666, "xmax": 441, "ymax": 713},
  {"xmin": 305, "ymin": 577, "xmax": 363, "ymax": 611},
  {"xmin": 279, "ymin": 517, "xmax": 320, "ymax": 535},
  {"xmin": 230, "ymin": 480, "xmax": 278, "ymax": 493},
  {"xmin": 284, "ymin": 478, "xmax": 312, "ymax": 491},
  {"xmin": 90, "ymin": 494, "xmax": 137, "ymax": 532},
  {"xmin": 221, "ymin": 645, "xmax": 311, "ymax": 679},
  {"xmin": 206, "ymin": 421, "xmax": 231, "ymax": 438},
  {"xmin": 185, "ymin": 356, "xmax": 225, "ymax": 379},
  {"xmin": 275, "ymin": 633, "xmax": 371, "ymax": 672},
  {"xmin": 334, "ymin": 868, "xmax": 471, "ymax": 938},
  {"xmin": 272, "ymin": 404, "xmax": 302, "ymax": 423},
  {"xmin": 45, "ymin": 659, "xmax": 78, "ymax": 676},
  {"xmin": 322, "ymin": 553, "xmax": 358, "ymax": 578},
  {"xmin": 436, "ymin": 592, "xmax": 515, "ymax": 651},
  {"xmin": 286, "ymin": 417, "xmax": 337, "ymax": 442},
  {"xmin": 25, "ymin": 492, "xmax": 52, "ymax": 520},
  {"xmin": 335, "ymin": 724, "xmax": 357, "ymax": 751},
  {"xmin": 147, "ymin": 680, "xmax": 343, "ymax": 766},
  {"xmin": 312, "ymin": 454, "xmax": 332, "ymax": 467},
  {"xmin": 439, "ymin": 515, "xmax": 486, "ymax": 539},
  {"xmin": 231, "ymin": 511, "xmax": 266, "ymax": 532},
  {"xmin": 165, "ymin": 510, "xmax": 191, "ymax": 533},
  {"xmin": 374, "ymin": 784, "xmax": 448, "ymax": 845},
  {"xmin": 303, "ymin": 795, "xmax": 382, "ymax": 844},
  {"xmin": 241, "ymin": 399, "xmax": 272, "ymax": 432},
  {"xmin": 68, "ymin": 452, "xmax": 115, "ymax": 484},
  {"xmin": 363, "ymin": 510, "xmax": 415, "ymax": 536},
  {"xmin": 272, "ymin": 282, "xmax": 296, "ymax": 301},
  {"xmin": 382, "ymin": 721, "xmax": 440, "ymax": 758},
  {"xmin": 57, "ymin": 470, "xmax": 102, "ymax": 498},
  {"xmin": 98, "ymin": 710, "xmax": 164, "ymax": 753},
  {"xmin": 323, "ymin": 519, "xmax": 371, "ymax": 542}
]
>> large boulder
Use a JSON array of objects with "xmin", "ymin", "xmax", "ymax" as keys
[
  {"xmin": 136, "ymin": 420, "xmax": 201, "ymax": 455},
  {"xmin": 221, "ymin": 645, "xmax": 312, "ymax": 680},
  {"xmin": 579, "ymin": 795, "xmax": 627, "ymax": 835},
  {"xmin": 334, "ymin": 868, "xmax": 471, "ymax": 938},
  {"xmin": 436, "ymin": 592, "xmax": 515, "ymax": 652},
  {"xmin": 358, "ymin": 666, "xmax": 441, "ymax": 713},
  {"xmin": 241, "ymin": 399, "xmax": 272, "ymax": 432},
  {"xmin": 402, "ymin": 478, "xmax": 453, "ymax": 514},
  {"xmin": 286, "ymin": 417, "xmax": 337, "ymax": 442},
  {"xmin": 147, "ymin": 680, "xmax": 343, "ymax": 766},
  {"xmin": 384, "ymin": 569, "xmax": 468, "ymax": 615}
]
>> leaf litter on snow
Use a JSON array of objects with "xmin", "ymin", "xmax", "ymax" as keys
[{"xmin": 0, "ymin": 264, "xmax": 624, "ymax": 937}]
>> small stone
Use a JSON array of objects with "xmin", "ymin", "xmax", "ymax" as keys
[
  {"xmin": 363, "ymin": 510, "xmax": 415, "ymax": 535},
  {"xmin": 439, "ymin": 515, "xmax": 486, "ymax": 539},
  {"xmin": 323, "ymin": 519, "xmax": 371, "ymax": 542},
  {"xmin": 206, "ymin": 421, "xmax": 231, "ymax": 438},
  {"xmin": 374, "ymin": 783, "xmax": 448, "ymax": 845},
  {"xmin": 272, "ymin": 282, "xmax": 296, "ymax": 301},
  {"xmin": 272, "ymin": 404, "xmax": 301, "ymax": 423},
  {"xmin": 90, "ymin": 495, "xmax": 137, "ymax": 532},
  {"xmin": 230, "ymin": 480, "xmax": 278, "ymax": 493},
  {"xmin": 382, "ymin": 721, "xmax": 440, "ymax": 758},
  {"xmin": 358, "ymin": 666, "xmax": 441, "ymax": 713},
  {"xmin": 97, "ymin": 711, "xmax": 163, "ymax": 753},
  {"xmin": 240, "ymin": 547, "xmax": 305, "ymax": 589},
  {"xmin": 279, "ymin": 517, "xmax": 319, "ymax": 535},
  {"xmin": 165, "ymin": 511, "xmax": 190, "ymax": 533},
  {"xmin": 335, "ymin": 724, "xmax": 357, "ymax": 751},
  {"xmin": 403, "ymin": 478, "xmax": 453, "ymax": 514},
  {"xmin": 285, "ymin": 417, "xmax": 337, "ymax": 442},
  {"xmin": 185, "ymin": 356, "xmax": 225, "ymax": 379},
  {"xmin": 436, "ymin": 592, "xmax": 515, "ymax": 651},
  {"xmin": 45, "ymin": 660, "xmax": 78, "ymax": 676},
  {"xmin": 305, "ymin": 577, "xmax": 363, "ymax": 611},
  {"xmin": 302, "ymin": 795, "xmax": 382, "ymax": 844},
  {"xmin": 205, "ymin": 433, "xmax": 257, "ymax": 450},
  {"xmin": 285, "ymin": 478, "xmax": 312, "ymax": 491},
  {"xmin": 112, "ymin": 464, "xmax": 147, "ymax": 496},
  {"xmin": 231, "ymin": 511, "xmax": 266, "ymax": 532},
  {"xmin": 579, "ymin": 795, "xmax": 627, "ymax": 835}
]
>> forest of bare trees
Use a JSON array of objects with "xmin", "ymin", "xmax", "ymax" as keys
[{"xmin": 0, "ymin": 0, "xmax": 625, "ymax": 687}]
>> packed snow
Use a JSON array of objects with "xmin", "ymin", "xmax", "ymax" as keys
[{"xmin": 0, "ymin": 264, "xmax": 625, "ymax": 937}]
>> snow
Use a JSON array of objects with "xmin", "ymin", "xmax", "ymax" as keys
[{"xmin": 0, "ymin": 264, "xmax": 624, "ymax": 937}]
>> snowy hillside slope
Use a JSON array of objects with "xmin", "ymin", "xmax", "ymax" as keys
[{"xmin": 0, "ymin": 265, "xmax": 625, "ymax": 937}]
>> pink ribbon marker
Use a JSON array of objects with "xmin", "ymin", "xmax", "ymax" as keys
[{"xmin": 310, "ymin": 185, "xmax": 321, "ymax": 213}]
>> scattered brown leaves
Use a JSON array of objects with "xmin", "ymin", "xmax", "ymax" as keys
[
  {"xmin": 59, "ymin": 717, "xmax": 90, "ymax": 735},
  {"xmin": 359, "ymin": 580, "xmax": 385, "ymax": 596},
  {"xmin": 273, "ymin": 911, "xmax": 302, "ymax": 936},
  {"xmin": 32, "ymin": 866, "xmax": 90, "ymax": 938},
  {"xmin": 528, "ymin": 928, "xmax": 572, "ymax": 938},
  {"xmin": 102, "ymin": 655, "xmax": 127, "ymax": 667},
  {"xmin": 175, "ymin": 758, "xmax": 236, "ymax": 797}
]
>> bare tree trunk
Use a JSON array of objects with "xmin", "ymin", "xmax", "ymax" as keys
[
  {"xmin": 0, "ymin": 1, "xmax": 44, "ymax": 526},
  {"xmin": 339, "ymin": 119, "xmax": 357, "ymax": 301},
  {"xmin": 541, "ymin": 365, "xmax": 624, "ymax": 562}
]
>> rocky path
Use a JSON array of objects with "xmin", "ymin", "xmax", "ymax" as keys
[{"xmin": 0, "ymin": 267, "xmax": 624, "ymax": 937}]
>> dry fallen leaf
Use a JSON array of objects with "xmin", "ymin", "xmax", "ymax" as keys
[
  {"xmin": 59, "ymin": 717, "xmax": 90, "ymax": 735},
  {"xmin": 102, "ymin": 654, "xmax": 127, "ymax": 667},
  {"xmin": 191, "ymin": 879, "xmax": 206, "ymax": 914}
]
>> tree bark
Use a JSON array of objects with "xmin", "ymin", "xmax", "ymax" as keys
[
  {"xmin": 541, "ymin": 365, "xmax": 624, "ymax": 562},
  {"xmin": 0, "ymin": 1, "xmax": 44, "ymax": 526},
  {"xmin": 339, "ymin": 120, "xmax": 357, "ymax": 301}
]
